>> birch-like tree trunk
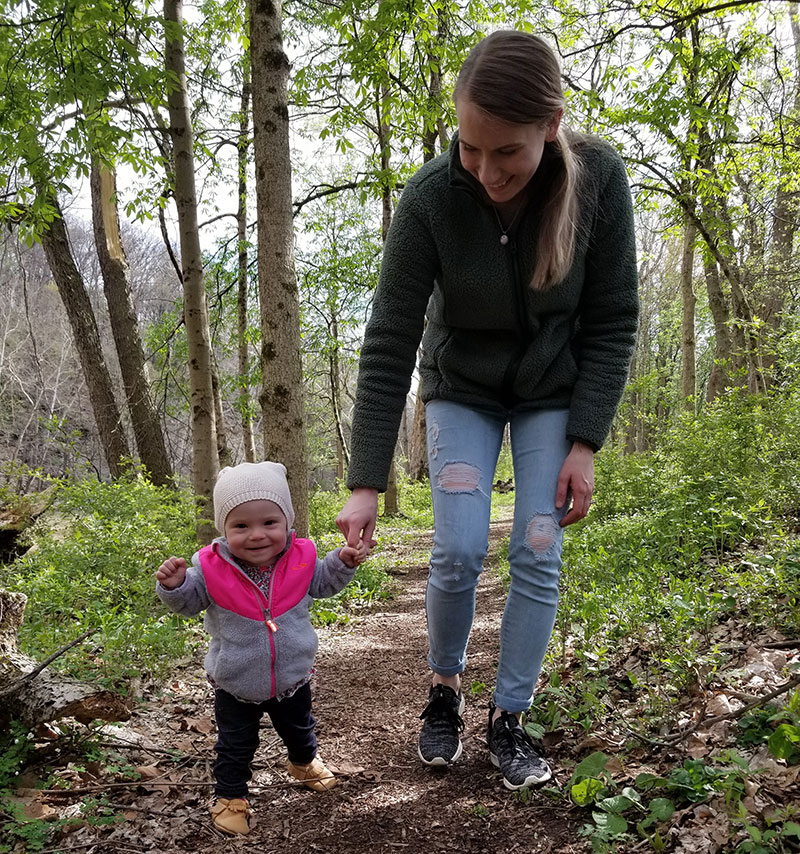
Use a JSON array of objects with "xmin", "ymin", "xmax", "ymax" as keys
[
  {"xmin": 250, "ymin": 0, "xmax": 308, "ymax": 534},
  {"xmin": 408, "ymin": 16, "xmax": 447, "ymax": 482},
  {"xmin": 164, "ymin": 0, "xmax": 218, "ymax": 537},
  {"xmin": 212, "ymin": 359, "xmax": 233, "ymax": 469},
  {"xmin": 680, "ymin": 215, "xmax": 697, "ymax": 408},
  {"xmin": 90, "ymin": 163, "xmax": 174, "ymax": 487},
  {"xmin": 328, "ymin": 311, "xmax": 349, "ymax": 480},
  {"xmin": 236, "ymin": 61, "xmax": 257, "ymax": 463},
  {"xmin": 38, "ymin": 191, "xmax": 131, "ymax": 477}
]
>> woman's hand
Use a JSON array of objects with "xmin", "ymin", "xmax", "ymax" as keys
[
  {"xmin": 556, "ymin": 442, "xmax": 595, "ymax": 527},
  {"xmin": 336, "ymin": 488, "xmax": 379, "ymax": 549}
]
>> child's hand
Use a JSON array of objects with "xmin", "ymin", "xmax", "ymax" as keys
[
  {"xmin": 339, "ymin": 539, "xmax": 369, "ymax": 568},
  {"xmin": 156, "ymin": 557, "xmax": 187, "ymax": 590}
]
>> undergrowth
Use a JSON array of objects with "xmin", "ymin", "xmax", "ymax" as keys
[{"xmin": 2, "ymin": 384, "xmax": 800, "ymax": 852}]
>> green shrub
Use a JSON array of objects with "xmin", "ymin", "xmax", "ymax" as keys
[{"xmin": 1, "ymin": 472, "xmax": 200, "ymax": 687}]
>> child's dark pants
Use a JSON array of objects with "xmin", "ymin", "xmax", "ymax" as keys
[{"xmin": 213, "ymin": 683, "xmax": 317, "ymax": 798}]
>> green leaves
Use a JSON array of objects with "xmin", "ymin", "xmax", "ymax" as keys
[
  {"xmin": 767, "ymin": 723, "xmax": 800, "ymax": 763},
  {"xmin": 0, "ymin": 0, "xmax": 166, "ymax": 233},
  {"xmin": 568, "ymin": 751, "xmax": 681, "ymax": 849}
]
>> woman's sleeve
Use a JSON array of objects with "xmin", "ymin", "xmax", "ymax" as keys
[
  {"xmin": 347, "ymin": 184, "xmax": 439, "ymax": 490},
  {"xmin": 566, "ymin": 148, "xmax": 639, "ymax": 450}
]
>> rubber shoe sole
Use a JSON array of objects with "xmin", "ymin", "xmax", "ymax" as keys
[{"xmin": 489, "ymin": 750, "xmax": 552, "ymax": 790}]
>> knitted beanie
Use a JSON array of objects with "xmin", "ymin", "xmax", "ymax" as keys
[{"xmin": 213, "ymin": 461, "xmax": 295, "ymax": 533}]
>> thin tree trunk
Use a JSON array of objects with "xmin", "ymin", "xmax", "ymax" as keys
[
  {"xmin": 408, "ymin": 392, "xmax": 428, "ymax": 481},
  {"xmin": 328, "ymin": 312, "xmax": 349, "ymax": 477},
  {"xmin": 409, "ymin": 18, "xmax": 448, "ymax": 481},
  {"xmin": 164, "ymin": 0, "xmax": 218, "ymax": 539},
  {"xmin": 38, "ymin": 191, "xmax": 130, "ymax": 477},
  {"xmin": 212, "ymin": 358, "xmax": 233, "ymax": 469},
  {"xmin": 680, "ymin": 216, "xmax": 697, "ymax": 408},
  {"xmin": 236, "ymin": 59, "xmax": 257, "ymax": 463},
  {"xmin": 703, "ymin": 254, "xmax": 736, "ymax": 401},
  {"xmin": 250, "ymin": 0, "xmax": 308, "ymax": 535},
  {"xmin": 90, "ymin": 163, "xmax": 174, "ymax": 487},
  {"xmin": 757, "ymin": 4, "xmax": 800, "ymax": 388}
]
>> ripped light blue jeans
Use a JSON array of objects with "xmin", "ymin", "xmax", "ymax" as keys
[{"xmin": 425, "ymin": 399, "xmax": 571, "ymax": 713}]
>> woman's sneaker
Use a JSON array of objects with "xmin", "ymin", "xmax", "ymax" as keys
[
  {"xmin": 418, "ymin": 684, "xmax": 466, "ymax": 766},
  {"xmin": 487, "ymin": 705, "xmax": 552, "ymax": 790}
]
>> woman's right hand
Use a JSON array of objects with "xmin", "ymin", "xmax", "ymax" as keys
[{"xmin": 336, "ymin": 488, "xmax": 379, "ymax": 550}]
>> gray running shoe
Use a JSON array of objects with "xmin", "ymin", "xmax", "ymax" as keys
[
  {"xmin": 487, "ymin": 705, "xmax": 552, "ymax": 789},
  {"xmin": 417, "ymin": 684, "xmax": 466, "ymax": 766}
]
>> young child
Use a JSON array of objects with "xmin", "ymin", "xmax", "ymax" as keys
[{"xmin": 156, "ymin": 461, "xmax": 367, "ymax": 835}]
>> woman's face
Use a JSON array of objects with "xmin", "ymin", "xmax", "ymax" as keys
[{"xmin": 456, "ymin": 99, "xmax": 561, "ymax": 205}]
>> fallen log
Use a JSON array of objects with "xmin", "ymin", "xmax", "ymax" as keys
[{"xmin": 0, "ymin": 589, "xmax": 130, "ymax": 727}]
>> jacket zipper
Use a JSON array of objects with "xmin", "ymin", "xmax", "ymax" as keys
[{"xmin": 228, "ymin": 559, "xmax": 279, "ymax": 698}]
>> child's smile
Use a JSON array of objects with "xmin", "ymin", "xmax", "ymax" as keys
[{"xmin": 224, "ymin": 499, "xmax": 289, "ymax": 567}]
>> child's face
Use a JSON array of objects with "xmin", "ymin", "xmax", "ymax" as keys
[{"xmin": 224, "ymin": 499, "xmax": 288, "ymax": 566}]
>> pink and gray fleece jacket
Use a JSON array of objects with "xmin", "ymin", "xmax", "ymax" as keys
[{"xmin": 156, "ymin": 535, "xmax": 355, "ymax": 703}]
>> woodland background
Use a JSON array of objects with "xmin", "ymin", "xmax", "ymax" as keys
[
  {"xmin": 1, "ymin": 0, "xmax": 798, "ymax": 522},
  {"xmin": 1, "ymin": 0, "xmax": 800, "ymax": 851}
]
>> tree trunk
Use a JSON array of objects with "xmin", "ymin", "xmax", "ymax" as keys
[
  {"xmin": 0, "ymin": 591, "xmax": 129, "ymax": 727},
  {"xmin": 408, "ymin": 392, "xmax": 428, "ymax": 481},
  {"xmin": 212, "ymin": 358, "xmax": 233, "ymax": 469},
  {"xmin": 328, "ymin": 311, "xmax": 349, "ymax": 477},
  {"xmin": 680, "ymin": 216, "xmax": 697, "ymax": 409},
  {"xmin": 250, "ymin": 0, "xmax": 308, "ymax": 535},
  {"xmin": 164, "ymin": 0, "xmax": 219, "ymax": 540},
  {"xmin": 703, "ymin": 254, "xmax": 736, "ymax": 401},
  {"xmin": 237, "ymin": 60, "xmax": 257, "ymax": 463},
  {"xmin": 758, "ymin": 5, "xmax": 800, "ymax": 388},
  {"xmin": 375, "ymin": 66, "xmax": 403, "ymax": 513},
  {"xmin": 384, "ymin": 457, "xmax": 399, "ymax": 516},
  {"xmin": 90, "ymin": 163, "xmax": 174, "ymax": 487},
  {"xmin": 408, "ymin": 23, "xmax": 448, "ymax": 482},
  {"xmin": 38, "ymin": 191, "xmax": 131, "ymax": 478}
]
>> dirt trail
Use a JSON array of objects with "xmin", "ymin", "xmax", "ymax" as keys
[
  {"xmin": 58, "ymin": 521, "xmax": 582, "ymax": 854},
  {"xmin": 202, "ymin": 519, "xmax": 581, "ymax": 854}
]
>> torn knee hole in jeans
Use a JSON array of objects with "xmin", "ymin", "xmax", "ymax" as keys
[
  {"xmin": 436, "ymin": 461, "xmax": 481, "ymax": 493},
  {"xmin": 525, "ymin": 514, "xmax": 560, "ymax": 555}
]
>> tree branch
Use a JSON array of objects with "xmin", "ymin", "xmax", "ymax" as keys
[
  {"xmin": 664, "ymin": 673, "xmax": 800, "ymax": 743},
  {"xmin": 0, "ymin": 629, "xmax": 94, "ymax": 699}
]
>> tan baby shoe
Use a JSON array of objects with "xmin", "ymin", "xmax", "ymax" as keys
[
  {"xmin": 287, "ymin": 756, "xmax": 337, "ymax": 792},
  {"xmin": 210, "ymin": 797, "xmax": 250, "ymax": 835}
]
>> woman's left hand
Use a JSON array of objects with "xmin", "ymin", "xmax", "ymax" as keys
[{"xmin": 556, "ymin": 442, "xmax": 595, "ymax": 527}]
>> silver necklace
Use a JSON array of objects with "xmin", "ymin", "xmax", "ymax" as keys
[{"xmin": 493, "ymin": 204, "xmax": 523, "ymax": 245}]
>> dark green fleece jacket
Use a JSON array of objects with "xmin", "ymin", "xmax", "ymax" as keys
[{"xmin": 347, "ymin": 134, "xmax": 639, "ymax": 492}]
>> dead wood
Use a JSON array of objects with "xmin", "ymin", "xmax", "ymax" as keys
[{"xmin": 0, "ymin": 589, "xmax": 130, "ymax": 727}]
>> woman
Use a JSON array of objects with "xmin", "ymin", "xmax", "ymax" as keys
[{"xmin": 337, "ymin": 30, "xmax": 638, "ymax": 790}]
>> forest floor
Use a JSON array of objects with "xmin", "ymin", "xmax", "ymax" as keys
[{"xmin": 7, "ymin": 514, "xmax": 800, "ymax": 854}]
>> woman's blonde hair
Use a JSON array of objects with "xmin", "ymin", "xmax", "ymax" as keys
[{"xmin": 453, "ymin": 31, "xmax": 582, "ymax": 291}]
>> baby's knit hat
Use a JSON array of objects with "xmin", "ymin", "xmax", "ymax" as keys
[{"xmin": 213, "ymin": 461, "xmax": 295, "ymax": 533}]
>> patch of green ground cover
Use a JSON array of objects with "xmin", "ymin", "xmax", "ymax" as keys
[
  {"xmin": 0, "ymin": 470, "xmax": 201, "ymax": 687},
  {"xmin": 489, "ymin": 386, "xmax": 800, "ymax": 852},
  {"xmin": 488, "ymin": 386, "xmax": 800, "ymax": 729}
]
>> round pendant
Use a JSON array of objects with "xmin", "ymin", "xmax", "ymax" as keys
[{"xmin": 500, "ymin": 234, "xmax": 509, "ymax": 245}]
